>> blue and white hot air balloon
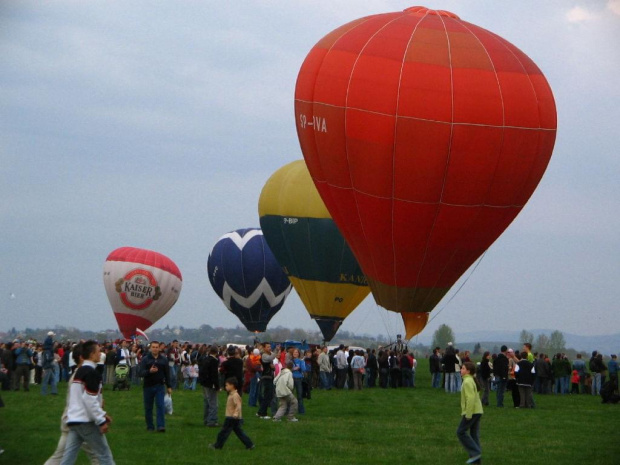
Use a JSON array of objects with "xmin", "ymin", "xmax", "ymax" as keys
[{"xmin": 207, "ymin": 228, "xmax": 292, "ymax": 332}]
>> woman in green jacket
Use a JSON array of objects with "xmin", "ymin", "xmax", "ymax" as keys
[{"xmin": 457, "ymin": 361, "xmax": 483, "ymax": 464}]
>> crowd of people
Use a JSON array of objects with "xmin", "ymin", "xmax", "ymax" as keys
[
  {"xmin": 1, "ymin": 335, "xmax": 618, "ymax": 402},
  {"xmin": 0, "ymin": 334, "xmax": 617, "ymax": 462},
  {"xmin": 430, "ymin": 342, "xmax": 619, "ymax": 407}
]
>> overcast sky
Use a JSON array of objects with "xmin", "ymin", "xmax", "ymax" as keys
[{"xmin": 1, "ymin": 1, "xmax": 618, "ymax": 341}]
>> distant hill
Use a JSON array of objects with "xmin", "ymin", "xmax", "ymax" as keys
[
  {"xmin": 447, "ymin": 329, "xmax": 619, "ymax": 354},
  {"xmin": 2, "ymin": 325, "xmax": 617, "ymax": 355}
]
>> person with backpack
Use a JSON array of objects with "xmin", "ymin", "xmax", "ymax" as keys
[{"xmin": 41, "ymin": 332, "xmax": 58, "ymax": 396}]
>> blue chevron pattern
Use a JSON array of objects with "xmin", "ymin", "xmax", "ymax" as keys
[{"xmin": 207, "ymin": 228, "xmax": 292, "ymax": 332}]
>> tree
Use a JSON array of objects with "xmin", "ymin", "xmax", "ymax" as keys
[
  {"xmin": 432, "ymin": 324, "xmax": 455, "ymax": 349},
  {"xmin": 519, "ymin": 329, "xmax": 534, "ymax": 345},
  {"xmin": 535, "ymin": 334, "xmax": 549, "ymax": 354},
  {"xmin": 473, "ymin": 342, "xmax": 482, "ymax": 355},
  {"xmin": 548, "ymin": 330, "xmax": 566, "ymax": 354}
]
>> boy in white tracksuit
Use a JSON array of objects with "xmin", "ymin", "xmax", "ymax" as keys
[{"xmin": 272, "ymin": 362, "xmax": 298, "ymax": 422}]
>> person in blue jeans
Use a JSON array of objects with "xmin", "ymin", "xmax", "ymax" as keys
[
  {"xmin": 138, "ymin": 341, "xmax": 172, "ymax": 432},
  {"xmin": 457, "ymin": 362, "xmax": 483, "ymax": 464},
  {"xmin": 291, "ymin": 349, "xmax": 306, "ymax": 414}
]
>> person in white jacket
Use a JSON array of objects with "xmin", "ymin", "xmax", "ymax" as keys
[
  {"xmin": 44, "ymin": 343, "xmax": 99, "ymax": 465},
  {"xmin": 272, "ymin": 362, "xmax": 298, "ymax": 422},
  {"xmin": 61, "ymin": 341, "xmax": 114, "ymax": 465}
]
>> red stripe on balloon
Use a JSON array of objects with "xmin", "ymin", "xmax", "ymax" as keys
[
  {"xmin": 106, "ymin": 247, "xmax": 182, "ymax": 280},
  {"xmin": 114, "ymin": 313, "xmax": 154, "ymax": 340}
]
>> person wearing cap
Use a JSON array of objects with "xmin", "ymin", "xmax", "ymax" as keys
[{"xmin": 246, "ymin": 348, "xmax": 262, "ymax": 407}]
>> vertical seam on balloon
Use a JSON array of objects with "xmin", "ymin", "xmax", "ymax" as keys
[
  {"xmin": 417, "ymin": 20, "xmax": 509, "ymax": 315},
  {"xmin": 305, "ymin": 186, "xmax": 322, "ymax": 320},
  {"xmin": 301, "ymin": 17, "xmax": 375, "ymax": 325},
  {"xmin": 409, "ymin": 13, "xmax": 455, "ymax": 314},
  {"xmin": 390, "ymin": 10, "xmax": 429, "ymax": 317},
  {"xmin": 278, "ymin": 168, "xmax": 308, "ymax": 318},
  {"xmin": 341, "ymin": 14, "xmax": 407, "ymax": 301},
  {"xmin": 306, "ymin": 16, "xmax": 372, "ymax": 186},
  {"xmin": 487, "ymin": 30, "xmax": 548, "ymax": 207},
  {"xmin": 302, "ymin": 167, "xmax": 321, "ymax": 322}
]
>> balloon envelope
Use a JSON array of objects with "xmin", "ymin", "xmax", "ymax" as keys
[
  {"xmin": 103, "ymin": 247, "xmax": 182, "ymax": 339},
  {"xmin": 295, "ymin": 6, "xmax": 557, "ymax": 319},
  {"xmin": 402, "ymin": 313, "xmax": 429, "ymax": 340},
  {"xmin": 259, "ymin": 160, "xmax": 370, "ymax": 341},
  {"xmin": 207, "ymin": 228, "xmax": 292, "ymax": 332}
]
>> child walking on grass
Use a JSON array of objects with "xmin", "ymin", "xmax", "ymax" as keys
[
  {"xmin": 209, "ymin": 378, "xmax": 254, "ymax": 450},
  {"xmin": 457, "ymin": 361, "xmax": 483, "ymax": 464}
]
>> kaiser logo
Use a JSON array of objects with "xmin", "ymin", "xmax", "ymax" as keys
[{"xmin": 115, "ymin": 268, "xmax": 162, "ymax": 310}]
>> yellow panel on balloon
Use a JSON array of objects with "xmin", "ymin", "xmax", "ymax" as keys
[{"xmin": 289, "ymin": 276, "xmax": 370, "ymax": 320}]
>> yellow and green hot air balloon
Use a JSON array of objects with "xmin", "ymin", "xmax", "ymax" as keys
[{"xmin": 258, "ymin": 160, "xmax": 370, "ymax": 341}]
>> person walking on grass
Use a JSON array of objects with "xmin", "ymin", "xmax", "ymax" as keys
[
  {"xmin": 273, "ymin": 361, "xmax": 299, "ymax": 422},
  {"xmin": 209, "ymin": 378, "xmax": 254, "ymax": 450},
  {"xmin": 138, "ymin": 341, "xmax": 172, "ymax": 432},
  {"xmin": 457, "ymin": 361, "xmax": 483, "ymax": 465},
  {"xmin": 45, "ymin": 344, "xmax": 100, "ymax": 465},
  {"xmin": 61, "ymin": 341, "xmax": 114, "ymax": 465}
]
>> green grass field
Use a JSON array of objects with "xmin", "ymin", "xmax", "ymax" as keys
[{"xmin": 1, "ymin": 360, "xmax": 618, "ymax": 464}]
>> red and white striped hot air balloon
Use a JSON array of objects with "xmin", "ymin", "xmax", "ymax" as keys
[{"xmin": 103, "ymin": 247, "xmax": 182, "ymax": 339}]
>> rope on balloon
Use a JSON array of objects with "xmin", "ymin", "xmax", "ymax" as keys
[
  {"xmin": 347, "ymin": 298, "xmax": 373, "ymax": 339},
  {"xmin": 427, "ymin": 251, "xmax": 487, "ymax": 326},
  {"xmin": 376, "ymin": 302, "xmax": 395, "ymax": 343}
]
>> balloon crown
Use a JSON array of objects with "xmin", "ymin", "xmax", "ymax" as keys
[{"xmin": 403, "ymin": 6, "xmax": 460, "ymax": 19}]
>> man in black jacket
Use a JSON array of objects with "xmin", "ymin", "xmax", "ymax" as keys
[
  {"xmin": 199, "ymin": 346, "xmax": 220, "ymax": 427},
  {"xmin": 366, "ymin": 349, "xmax": 378, "ymax": 388},
  {"xmin": 429, "ymin": 347, "xmax": 442, "ymax": 389},
  {"xmin": 515, "ymin": 356, "xmax": 536, "ymax": 408},
  {"xmin": 494, "ymin": 346, "xmax": 510, "ymax": 407},
  {"xmin": 138, "ymin": 341, "xmax": 172, "ymax": 432},
  {"xmin": 257, "ymin": 344, "xmax": 277, "ymax": 419}
]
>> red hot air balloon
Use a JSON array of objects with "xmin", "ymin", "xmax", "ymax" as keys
[
  {"xmin": 295, "ymin": 6, "xmax": 557, "ymax": 322},
  {"xmin": 103, "ymin": 247, "xmax": 182, "ymax": 339}
]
